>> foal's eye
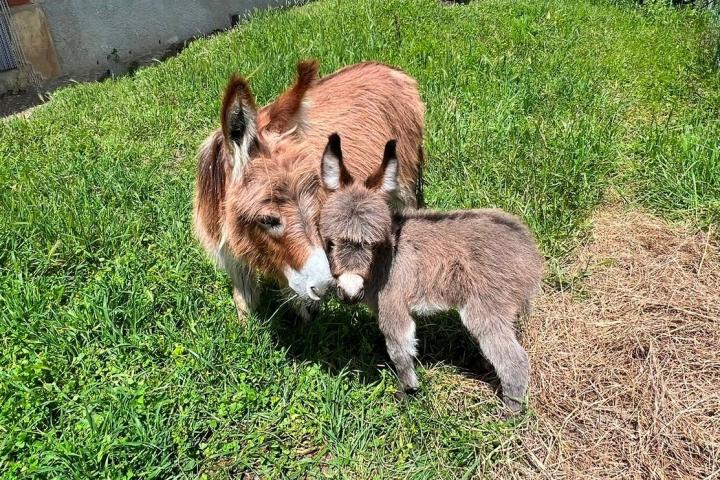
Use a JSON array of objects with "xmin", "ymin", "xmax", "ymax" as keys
[
  {"xmin": 257, "ymin": 215, "xmax": 283, "ymax": 233},
  {"xmin": 325, "ymin": 240, "xmax": 335, "ymax": 252}
]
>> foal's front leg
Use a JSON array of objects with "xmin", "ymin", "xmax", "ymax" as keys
[{"xmin": 378, "ymin": 306, "xmax": 419, "ymax": 394}]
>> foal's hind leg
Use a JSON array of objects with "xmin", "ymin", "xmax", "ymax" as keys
[
  {"xmin": 460, "ymin": 305, "xmax": 529, "ymax": 413},
  {"xmin": 378, "ymin": 308, "xmax": 419, "ymax": 394}
]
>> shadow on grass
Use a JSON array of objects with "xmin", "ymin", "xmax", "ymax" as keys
[{"xmin": 255, "ymin": 285, "xmax": 499, "ymax": 390}]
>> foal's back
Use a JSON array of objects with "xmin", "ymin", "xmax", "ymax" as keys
[{"xmin": 387, "ymin": 208, "xmax": 543, "ymax": 315}]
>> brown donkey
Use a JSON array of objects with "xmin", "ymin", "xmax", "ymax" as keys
[
  {"xmin": 319, "ymin": 134, "xmax": 543, "ymax": 412},
  {"xmin": 193, "ymin": 61, "xmax": 424, "ymax": 318}
]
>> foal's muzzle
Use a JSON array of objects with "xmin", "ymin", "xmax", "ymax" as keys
[
  {"xmin": 337, "ymin": 285, "xmax": 364, "ymax": 304},
  {"xmin": 336, "ymin": 273, "xmax": 365, "ymax": 304}
]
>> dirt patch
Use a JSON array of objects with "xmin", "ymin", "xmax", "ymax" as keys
[
  {"xmin": 0, "ymin": 89, "xmax": 45, "ymax": 119},
  {"xmin": 505, "ymin": 209, "xmax": 720, "ymax": 478}
]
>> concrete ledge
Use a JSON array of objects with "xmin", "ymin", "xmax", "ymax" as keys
[
  {"xmin": 38, "ymin": 0, "xmax": 289, "ymax": 79},
  {"xmin": 0, "ymin": 0, "xmax": 295, "ymax": 97}
]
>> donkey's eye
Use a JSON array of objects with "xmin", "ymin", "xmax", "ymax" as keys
[
  {"xmin": 257, "ymin": 215, "xmax": 283, "ymax": 233},
  {"xmin": 325, "ymin": 240, "xmax": 335, "ymax": 252}
]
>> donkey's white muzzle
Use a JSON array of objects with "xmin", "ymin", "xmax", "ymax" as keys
[{"xmin": 284, "ymin": 247, "xmax": 333, "ymax": 301}]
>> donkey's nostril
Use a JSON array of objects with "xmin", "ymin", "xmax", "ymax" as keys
[{"xmin": 309, "ymin": 284, "xmax": 328, "ymax": 301}]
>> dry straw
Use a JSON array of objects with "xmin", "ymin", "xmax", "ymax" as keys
[{"xmin": 503, "ymin": 209, "xmax": 720, "ymax": 479}]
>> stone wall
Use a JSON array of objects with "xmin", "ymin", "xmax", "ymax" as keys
[{"xmin": 1, "ymin": 0, "xmax": 288, "ymax": 94}]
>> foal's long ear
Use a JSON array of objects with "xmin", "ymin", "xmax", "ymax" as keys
[
  {"xmin": 366, "ymin": 140, "xmax": 399, "ymax": 193},
  {"xmin": 321, "ymin": 133, "xmax": 353, "ymax": 190},
  {"xmin": 221, "ymin": 74, "xmax": 258, "ymax": 178}
]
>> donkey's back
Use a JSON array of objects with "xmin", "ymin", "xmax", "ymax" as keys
[{"xmin": 302, "ymin": 62, "xmax": 425, "ymax": 206}]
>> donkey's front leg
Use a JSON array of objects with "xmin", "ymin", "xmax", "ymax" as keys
[
  {"xmin": 379, "ymin": 307, "xmax": 419, "ymax": 394},
  {"xmin": 229, "ymin": 261, "xmax": 258, "ymax": 320}
]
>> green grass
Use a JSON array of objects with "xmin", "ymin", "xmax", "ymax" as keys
[{"xmin": 1, "ymin": 0, "xmax": 718, "ymax": 477}]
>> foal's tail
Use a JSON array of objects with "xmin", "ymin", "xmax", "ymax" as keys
[{"xmin": 520, "ymin": 298, "xmax": 533, "ymax": 318}]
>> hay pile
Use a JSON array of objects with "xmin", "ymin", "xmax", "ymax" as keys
[{"xmin": 507, "ymin": 209, "xmax": 720, "ymax": 478}]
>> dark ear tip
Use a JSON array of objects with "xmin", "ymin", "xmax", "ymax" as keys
[
  {"xmin": 225, "ymin": 73, "xmax": 250, "ymax": 95},
  {"xmin": 298, "ymin": 59, "xmax": 320, "ymax": 78},
  {"xmin": 384, "ymin": 139, "xmax": 397, "ymax": 158},
  {"xmin": 327, "ymin": 133, "xmax": 342, "ymax": 155}
]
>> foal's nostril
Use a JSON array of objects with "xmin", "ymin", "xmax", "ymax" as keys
[
  {"xmin": 336, "ymin": 285, "xmax": 363, "ymax": 305},
  {"xmin": 310, "ymin": 285, "xmax": 321, "ymax": 297}
]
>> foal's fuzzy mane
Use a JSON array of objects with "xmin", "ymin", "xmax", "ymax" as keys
[{"xmin": 320, "ymin": 186, "xmax": 392, "ymax": 245}]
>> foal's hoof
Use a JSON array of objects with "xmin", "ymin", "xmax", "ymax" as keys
[
  {"xmin": 393, "ymin": 387, "xmax": 418, "ymax": 401},
  {"xmin": 393, "ymin": 390, "xmax": 408, "ymax": 401},
  {"xmin": 404, "ymin": 386, "xmax": 419, "ymax": 395},
  {"xmin": 502, "ymin": 396, "xmax": 524, "ymax": 416}
]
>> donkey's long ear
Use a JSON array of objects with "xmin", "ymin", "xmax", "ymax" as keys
[
  {"xmin": 221, "ymin": 74, "xmax": 258, "ymax": 177},
  {"xmin": 366, "ymin": 140, "xmax": 399, "ymax": 193},
  {"xmin": 262, "ymin": 59, "xmax": 319, "ymax": 134},
  {"xmin": 321, "ymin": 133, "xmax": 353, "ymax": 191}
]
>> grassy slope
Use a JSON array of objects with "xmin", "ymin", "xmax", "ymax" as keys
[{"xmin": 1, "ymin": 0, "xmax": 718, "ymax": 478}]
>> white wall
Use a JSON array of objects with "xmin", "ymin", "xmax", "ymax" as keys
[{"xmin": 37, "ymin": 0, "xmax": 291, "ymax": 77}]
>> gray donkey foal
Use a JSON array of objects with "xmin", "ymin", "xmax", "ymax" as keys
[{"xmin": 319, "ymin": 134, "xmax": 543, "ymax": 412}]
